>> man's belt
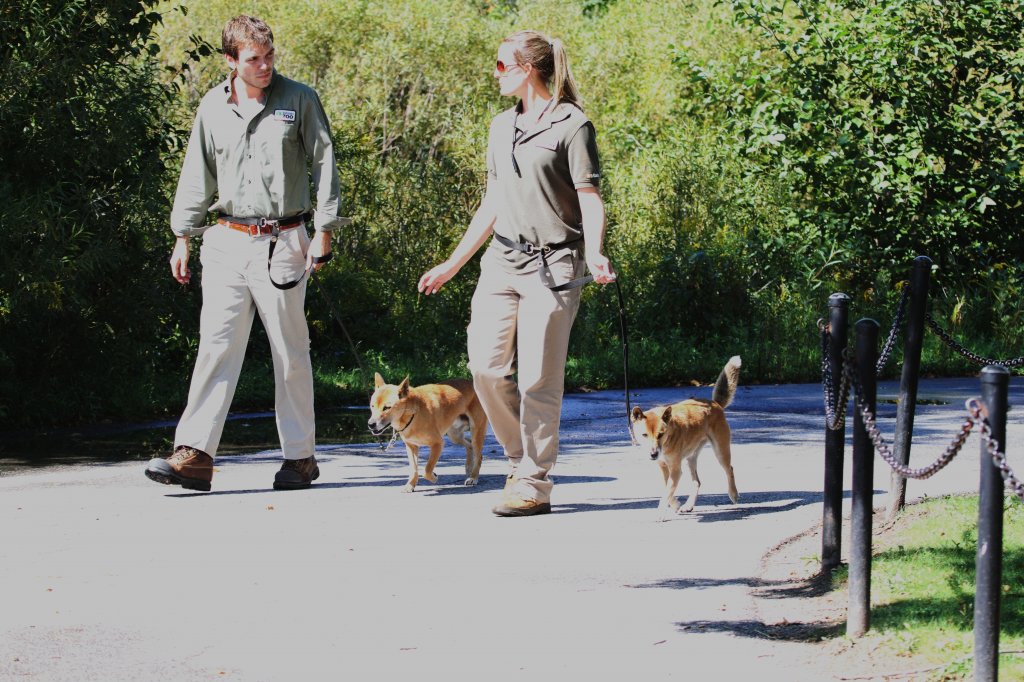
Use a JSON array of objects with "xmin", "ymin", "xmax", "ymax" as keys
[
  {"xmin": 217, "ymin": 212, "xmax": 311, "ymax": 237},
  {"xmin": 492, "ymin": 232, "xmax": 593, "ymax": 292},
  {"xmin": 217, "ymin": 212, "xmax": 330, "ymax": 290}
]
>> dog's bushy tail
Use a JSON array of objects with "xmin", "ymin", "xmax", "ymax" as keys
[{"xmin": 711, "ymin": 355, "xmax": 742, "ymax": 409}]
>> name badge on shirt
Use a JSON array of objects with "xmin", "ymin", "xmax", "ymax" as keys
[{"xmin": 274, "ymin": 110, "xmax": 296, "ymax": 122}]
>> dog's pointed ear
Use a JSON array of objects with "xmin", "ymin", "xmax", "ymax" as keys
[
  {"xmin": 631, "ymin": 406, "xmax": 644, "ymax": 421},
  {"xmin": 374, "ymin": 372, "xmax": 385, "ymax": 388},
  {"xmin": 661, "ymin": 406, "xmax": 673, "ymax": 423},
  {"xmin": 398, "ymin": 376, "xmax": 410, "ymax": 397}
]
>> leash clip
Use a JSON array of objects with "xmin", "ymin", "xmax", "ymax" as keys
[{"xmin": 253, "ymin": 217, "xmax": 281, "ymax": 242}]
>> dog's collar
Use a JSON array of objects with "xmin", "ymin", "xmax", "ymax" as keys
[{"xmin": 395, "ymin": 412, "xmax": 416, "ymax": 433}]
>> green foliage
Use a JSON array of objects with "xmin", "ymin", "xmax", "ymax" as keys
[
  {"xmin": 683, "ymin": 0, "xmax": 1024, "ymax": 292},
  {"xmin": 0, "ymin": 0, "xmax": 208, "ymax": 425},
  {"xmin": 1, "ymin": 0, "xmax": 1021, "ymax": 428}
]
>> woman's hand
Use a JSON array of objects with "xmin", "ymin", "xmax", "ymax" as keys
[
  {"xmin": 586, "ymin": 251, "xmax": 616, "ymax": 285},
  {"xmin": 418, "ymin": 261, "xmax": 459, "ymax": 295}
]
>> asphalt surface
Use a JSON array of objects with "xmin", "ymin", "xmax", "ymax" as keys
[{"xmin": 1, "ymin": 376, "xmax": 1022, "ymax": 681}]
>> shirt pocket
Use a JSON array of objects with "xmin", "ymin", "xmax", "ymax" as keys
[
  {"xmin": 258, "ymin": 118, "xmax": 300, "ymax": 156},
  {"xmin": 532, "ymin": 136, "xmax": 560, "ymax": 153}
]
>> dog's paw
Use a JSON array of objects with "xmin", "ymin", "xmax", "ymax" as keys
[
  {"xmin": 402, "ymin": 482, "xmax": 416, "ymax": 493},
  {"xmin": 678, "ymin": 504, "xmax": 694, "ymax": 514},
  {"xmin": 463, "ymin": 477, "xmax": 478, "ymax": 486},
  {"xmin": 422, "ymin": 471, "xmax": 437, "ymax": 484}
]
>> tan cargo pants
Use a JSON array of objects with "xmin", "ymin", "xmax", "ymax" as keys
[
  {"xmin": 174, "ymin": 223, "xmax": 315, "ymax": 460},
  {"xmin": 467, "ymin": 248, "xmax": 585, "ymax": 503}
]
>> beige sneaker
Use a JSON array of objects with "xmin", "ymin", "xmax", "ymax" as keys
[
  {"xmin": 492, "ymin": 494, "xmax": 551, "ymax": 517},
  {"xmin": 145, "ymin": 446, "xmax": 213, "ymax": 491}
]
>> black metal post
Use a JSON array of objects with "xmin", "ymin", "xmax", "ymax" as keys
[
  {"xmin": 887, "ymin": 256, "xmax": 932, "ymax": 522},
  {"xmin": 823, "ymin": 292, "xmax": 851, "ymax": 572},
  {"xmin": 848, "ymin": 318, "xmax": 878, "ymax": 638},
  {"xmin": 974, "ymin": 365, "xmax": 1008, "ymax": 682}
]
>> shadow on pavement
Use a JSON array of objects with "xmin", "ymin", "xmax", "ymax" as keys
[
  {"xmin": 550, "ymin": 489, "xmax": 882, "ymax": 518},
  {"xmin": 674, "ymin": 617, "xmax": 842, "ymax": 642}
]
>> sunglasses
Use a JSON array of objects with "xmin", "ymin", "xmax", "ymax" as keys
[{"xmin": 495, "ymin": 60, "xmax": 525, "ymax": 75}]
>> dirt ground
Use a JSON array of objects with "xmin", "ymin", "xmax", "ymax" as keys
[{"xmin": 751, "ymin": 506, "xmax": 978, "ymax": 682}]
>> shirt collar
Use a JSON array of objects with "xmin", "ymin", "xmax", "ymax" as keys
[
  {"xmin": 512, "ymin": 99, "xmax": 574, "ymax": 143},
  {"xmin": 220, "ymin": 70, "xmax": 279, "ymax": 104}
]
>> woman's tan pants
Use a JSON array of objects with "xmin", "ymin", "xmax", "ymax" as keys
[{"xmin": 467, "ymin": 249, "xmax": 584, "ymax": 503}]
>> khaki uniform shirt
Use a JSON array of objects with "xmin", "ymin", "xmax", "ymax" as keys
[
  {"xmin": 485, "ymin": 100, "xmax": 601, "ymax": 271},
  {"xmin": 170, "ymin": 71, "xmax": 343, "ymax": 236}
]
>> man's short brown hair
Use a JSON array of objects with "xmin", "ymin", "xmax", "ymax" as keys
[{"xmin": 222, "ymin": 15, "xmax": 274, "ymax": 59}]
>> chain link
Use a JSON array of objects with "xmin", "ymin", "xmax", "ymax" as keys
[
  {"xmin": 820, "ymin": 325, "xmax": 850, "ymax": 430},
  {"xmin": 973, "ymin": 400, "xmax": 1024, "ymax": 503},
  {"xmin": 876, "ymin": 287, "xmax": 909, "ymax": 375},
  {"xmin": 855, "ymin": 391, "xmax": 973, "ymax": 480},
  {"xmin": 381, "ymin": 427, "xmax": 400, "ymax": 452},
  {"xmin": 925, "ymin": 314, "xmax": 1024, "ymax": 367},
  {"xmin": 845, "ymin": 355, "xmax": 972, "ymax": 479},
  {"xmin": 823, "ymin": 330, "xmax": 1023, "ymax": 497}
]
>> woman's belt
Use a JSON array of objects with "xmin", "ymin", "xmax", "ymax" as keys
[{"xmin": 492, "ymin": 232, "xmax": 593, "ymax": 292}]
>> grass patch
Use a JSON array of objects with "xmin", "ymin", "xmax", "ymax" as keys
[{"xmin": 832, "ymin": 495, "xmax": 1024, "ymax": 679}]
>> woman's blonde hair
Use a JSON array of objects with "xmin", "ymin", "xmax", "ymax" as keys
[{"xmin": 503, "ymin": 30, "xmax": 583, "ymax": 110}]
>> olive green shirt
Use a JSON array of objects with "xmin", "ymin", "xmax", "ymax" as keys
[
  {"xmin": 170, "ymin": 71, "xmax": 344, "ymax": 236},
  {"xmin": 485, "ymin": 101, "xmax": 601, "ymax": 271}
]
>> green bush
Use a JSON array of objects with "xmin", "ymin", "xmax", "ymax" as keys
[
  {"xmin": 1, "ymin": 0, "xmax": 1019, "ymax": 429},
  {"xmin": 0, "ymin": 0, "xmax": 206, "ymax": 425}
]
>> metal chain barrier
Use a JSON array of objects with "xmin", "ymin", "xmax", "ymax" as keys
[
  {"xmin": 819, "ymin": 324, "xmax": 850, "ymax": 430},
  {"xmin": 973, "ymin": 399, "xmax": 1024, "ymax": 503},
  {"xmin": 846, "ymin": 356, "xmax": 973, "ymax": 479},
  {"xmin": 925, "ymin": 314, "xmax": 1024, "ymax": 368},
  {"xmin": 876, "ymin": 287, "xmax": 908, "ymax": 374}
]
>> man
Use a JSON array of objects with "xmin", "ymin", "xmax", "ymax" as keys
[{"xmin": 145, "ymin": 15, "xmax": 345, "ymax": 492}]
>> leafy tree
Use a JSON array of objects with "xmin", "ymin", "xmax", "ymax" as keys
[
  {"xmin": 0, "ymin": 0, "xmax": 203, "ymax": 425},
  {"xmin": 683, "ymin": 0, "xmax": 1024, "ymax": 291}
]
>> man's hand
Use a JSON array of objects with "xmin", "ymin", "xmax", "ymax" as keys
[
  {"xmin": 170, "ymin": 236, "xmax": 191, "ymax": 284},
  {"xmin": 307, "ymin": 230, "xmax": 332, "ymax": 272}
]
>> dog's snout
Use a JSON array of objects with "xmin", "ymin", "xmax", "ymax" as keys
[{"xmin": 367, "ymin": 417, "xmax": 383, "ymax": 432}]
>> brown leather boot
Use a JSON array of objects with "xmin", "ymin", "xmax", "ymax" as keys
[
  {"xmin": 145, "ymin": 446, "xmax": 213, "ymax": 491},
  {"xmin": 492, "ymin": 493, "xmax": 551, "ymax": 517},
  {"xmin": 273, "ymin": 455, "xmax": 320, "ymax": 490}
]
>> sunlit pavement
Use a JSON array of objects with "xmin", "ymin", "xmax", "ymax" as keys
[{"xmin": 1, "ymin": 377, "xmax": 1021, "ymax": 680}]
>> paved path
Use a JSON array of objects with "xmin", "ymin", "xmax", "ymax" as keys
[{"xmin": 1, "ymin": 377, "xmax": 1021, "ymax": 680}]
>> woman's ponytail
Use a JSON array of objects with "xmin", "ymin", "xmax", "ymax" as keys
[
  {"xmin": 505, "ymin": 31, "xmax": 584, "ymax": 111},
  {"xmin": 549, "ymin": 38, "xmax": 583, "ymax": 110}
]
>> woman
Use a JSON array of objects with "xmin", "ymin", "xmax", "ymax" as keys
[{"xmin": 418, "ymin": 30, "xmax": 615, "ymax": 517}]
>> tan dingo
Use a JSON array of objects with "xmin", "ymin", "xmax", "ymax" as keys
[
  {"xmin": 630, "ymin": 356, "xmax": 742, "ymax": 519},
  {"xmin": 368, "ymin": 373, "xmax": 489, "ymax": 492}
]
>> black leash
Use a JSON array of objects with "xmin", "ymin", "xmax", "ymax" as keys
[
  {"xmin": 268, "ymin": 232, "xmax": 333, "ymax": 291},
  {"xmin": 311, "ymin": 269, "xmax": 394, "ymax": 451},
  {"xmin": 612, "ymin": 273, "xmax": 637, "ymax": 446},
  {"xmin": 310, "ymin": 271, "xmax": 372, "ymax": 385},
  {"xmin": 216, "ymin": 212, "xmax": 332, "ymax": 290}
]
